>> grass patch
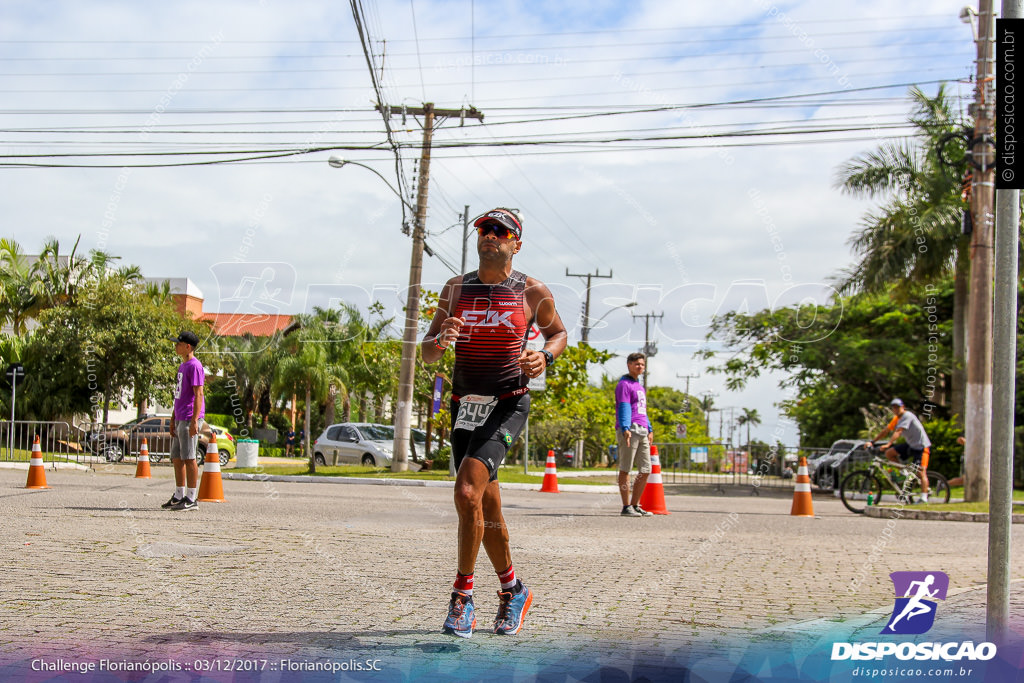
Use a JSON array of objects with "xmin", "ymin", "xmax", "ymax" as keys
[
  {"xmin": 2, "ymin": 448, "xmax": 82, "ymax": 463},
  {"xmin": 876, "ymin": 501, "xmax": 1024, "ymax": 513},
  {"xmin": 228, "ymin": 464, "xmax": 611, "ymax": 485},
  {"xmin": 917, "ymin": 502, "xmax": 1024, "ymax": 513},
  {"xmin": 947, "ymin": 487, "xmax": 1024, "ymax": 502}
]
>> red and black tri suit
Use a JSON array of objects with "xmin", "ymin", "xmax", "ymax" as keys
[{"xmin": 449, "ymin": 269, "xmax": 532, "ymax": 480}]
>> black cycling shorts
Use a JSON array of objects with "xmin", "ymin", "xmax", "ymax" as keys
[
  {"xmin": 450, "ymin": 392, "xmax": 530, "ymax": 482},
  {"xmin": 893, "ymin": 442, "xmax": 925, "ymax": 463}
]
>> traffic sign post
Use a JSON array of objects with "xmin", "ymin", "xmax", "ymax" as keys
[
  {"xmin": 6, "ymin": 363, "xmax": 26, "ymax": 458},
  {"xmin": 524, "ymin": 326, "xmax": 545, "ymax": 474}
]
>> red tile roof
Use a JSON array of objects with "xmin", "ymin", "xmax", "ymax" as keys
[{"xmin": 201, "ymin": 313, "xmax": 294, "ymax": 337}]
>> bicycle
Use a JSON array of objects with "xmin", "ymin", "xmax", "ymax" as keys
[{"xmin": 839, "ymin": 447, "xmax": 950, "ymax": 514}]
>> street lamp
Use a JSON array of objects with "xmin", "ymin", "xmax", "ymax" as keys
[
  {"xmin": 327, "ymin": 156, "xmax": 414, "ymax": 211},
  {"xmin": 586, "ymin": 301, "xmax": 637, "ymax": 339},
  {"xmin": 328, "ymin": 155, "xmax": 422, "ymax": 472}
]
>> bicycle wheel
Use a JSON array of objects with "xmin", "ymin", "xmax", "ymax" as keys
[
  {"xmin": 925, "ymin": 472, "xmax": 951, "ymax": 504},
  {"xmin": 840, "ymin": 470, "xmax": 884, "ymax": 514}
]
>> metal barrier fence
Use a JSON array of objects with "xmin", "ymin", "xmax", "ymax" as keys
[
  {"xmin": 0, "ymin": 420, "xmax": 184, "ymax": 466},
  {"xmin": 653, "ymin": 442, "xmax": 832, "ymax": 491},
  {"xmin": 0, "ymin": 420, "xmax": 101, "ymax": 465}
]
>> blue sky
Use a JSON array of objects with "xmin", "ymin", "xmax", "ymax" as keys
[{"xmin": 1, "ymin": 0, "xmax": 977, "ymax": 444}]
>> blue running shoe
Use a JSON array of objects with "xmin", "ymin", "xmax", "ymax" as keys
[
  {"xmin": 493, "ymin": 581, "xmax": 533, "ymax": 635},
  {"xmin": 442, "ymin": 591, "xmax": 476, "ymax": 638}
]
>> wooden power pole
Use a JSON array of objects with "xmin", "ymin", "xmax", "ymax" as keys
[
  {"xmin": 965, "ymin": 0, "xmax": 996, "ymax": 502},
  {"xmin": 376, "ymin": 103, "xmax": 483, "ymax": 471},
  {"xmin": 566, "ymin": 268, "xmax": 613, "ymax": 344}
]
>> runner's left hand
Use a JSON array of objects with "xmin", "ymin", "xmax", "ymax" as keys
[{"xmin": 519, "ymin": 350, "xmax": 545, "ymax": 378}]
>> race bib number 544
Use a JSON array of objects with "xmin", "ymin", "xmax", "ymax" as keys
[{"xmin": 454, "ymin": 395, "xmax": 498, "ymax": 431}]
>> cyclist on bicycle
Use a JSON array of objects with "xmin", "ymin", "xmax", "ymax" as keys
[{"xmin": 865, "ymin": 398, "xmax": 932, "ymax": 502}]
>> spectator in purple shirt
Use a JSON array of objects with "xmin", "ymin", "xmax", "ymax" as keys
[
  {"xmin": 615, "ymin": 352, "xmax": 653, "ymax": 517},
  {"xmin": 161, "ymin": 331, "xmax": 205, "ymax": 511}
]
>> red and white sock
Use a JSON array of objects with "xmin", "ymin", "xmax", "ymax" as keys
[
  {"xmin": 453, "ymin": 572, "xmax": 474, "ymax": 596},
  {"xmin": 498, "ymin": 565, "xmax": 516, "ymax": 591}
]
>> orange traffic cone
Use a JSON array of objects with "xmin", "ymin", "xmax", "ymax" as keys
[
  {"xmin": 638, "ymin": 444, "xmax": 669, "ymax": 514},
  {"xmin": 25, "ymin": 434, "xmax": 49, "ymax": 489},
  {"xmin": 197, "ymin": 433, "xmax": 226, "ymax": 502},
  {"xmin": 790, "ymin": 456, "xmax": 814, "ymax": 517},
  {"xmin": 540, "ymin": 449, "xmax": 559, "ymax": 493},
  {"xmin": 134, "ymin": 438, "xmax": 152, "ymax": 479}
]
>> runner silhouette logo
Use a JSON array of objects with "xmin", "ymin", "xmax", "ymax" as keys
[{"xmin": 881, "ymin": 571, "xmax": 949, "ymax": 635}]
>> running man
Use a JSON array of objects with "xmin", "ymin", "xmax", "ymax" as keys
[
  {"xmin": 866, "ymin": 398, "xmax": 932, "ymax": 502},
  {"xmin": 422, "ymin": 207, "xmax": 567, "ymax": 638},
  {"xmin": 885, "ymin": 574, "xmax": 939, "ymax": 632}
]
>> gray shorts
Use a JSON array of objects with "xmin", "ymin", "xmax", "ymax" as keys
[
  {"xmin": 617, "ymin": 424, "xmax": 651, "ymax": 474},
  {"xmin": 170, "ymin": 419, "xmax": 204, "ymax": 461}
]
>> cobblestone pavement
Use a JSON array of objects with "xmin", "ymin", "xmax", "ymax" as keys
[{"xmin": 0, "ymin": 467, "xmax": 1021, "ymax": 681}]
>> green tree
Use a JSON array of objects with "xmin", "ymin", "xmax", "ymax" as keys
[
  {"xmin": 0, "ymin": 238, "xmax": 47, "ymax": 336},
  {"xmin": 701, "ymin": 282, "xmax": 954, "ymax": 448},
  {"xmin": 20, "ymin": 277, "xmax": 189, "ymax": 422},
  {"xmin": 219, "ymin": 333, "xmax": 281, "ymax": 430},
  {"xmin": 644, "ymin": 385, "xmax": 710, "ymax": 467},
  {"xmin": 529, "ymin": 344, "xmax": 613, "ymax": 465},
  {"xmin": 273, "ymin": 316, "xmax": 348, "ymax": 473},
  {"xmin": 697, "ymin": 394, "xmax": 716, "ymax": 436},
  {"xmin": 833, "ymin": 85, "xmax": 970, "ymax": 423},
  {"xmin": 0, "ymin": 236, "xmax": 141, "ymax": 336},
  {"xmin": 736, "ymin": 408, "xmax": 761, "ymax": 450}
]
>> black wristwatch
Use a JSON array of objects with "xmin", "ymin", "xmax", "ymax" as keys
[{"xmin": 541, "ymin": 349, "xmax": 554, "ymax": 366}]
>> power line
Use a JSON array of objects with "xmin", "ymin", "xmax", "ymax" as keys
[
  {"xmin": 0, "ymin": 15, "xmax": 961, "ymax": 45},
  {"xmin": 351, "ymin": 0, "xmax": 412, "ymax": 232},
  {"xmin": 409, "ymin": 0, "xmax": 427, "ymax": 101}
]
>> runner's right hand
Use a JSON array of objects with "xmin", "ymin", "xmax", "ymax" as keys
[{"xmin": 436, "ymin": 316, "xmax": 465, "ymax": 348}]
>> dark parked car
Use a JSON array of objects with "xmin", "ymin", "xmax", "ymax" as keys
[
  {"xmin": 808, "ymin": 439, "xmax": 871, "ymax": 490},
  {"xmin": 87, "ymin": 415, "xmax": 233, "ymax": 465}
]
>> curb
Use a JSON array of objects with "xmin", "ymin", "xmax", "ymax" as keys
[
  {"xmin": 865, "ymin": 505, "xmax": 1024, "ymax": 523},
  {"xmin": 221, "ymin": 472, "xmax": 618, "ymax": 494},
  {"xmin": 0, "ymin": 461, "xmax": 90, "ymax": 471}
]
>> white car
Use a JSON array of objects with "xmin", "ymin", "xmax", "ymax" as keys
[{"xmin": 313, "ymin": 423, "xmax": 395, "ymax": 467}]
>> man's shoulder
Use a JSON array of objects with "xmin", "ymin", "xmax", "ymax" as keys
[{"xmin": 183, "ymin": 356, "xmax": 205, "ymax": 374}]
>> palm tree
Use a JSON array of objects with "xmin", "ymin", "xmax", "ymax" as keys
[
  {"xmin": 0, "ymin": 236, "xmax": 139, "ymax": 335},
  {"xmin": 698, "ymin": 394, "xmax": 716, "ymax": 433},
  {"xmin": 273, "ymin": 317, "xmax": 348, "ymax": 473},
  {"xmin": 222, "ymin": 334, "xmax": 280, "ymax": 431},
  {"xmin": 0, "ymin": 239, "xmax": 47, "ymax": 335},
  {"xmin": 736, "ymin": 407, "xmax": 761, "ymax": 450},
  {"xmin": 834, "ymin": 84, "xmax": 970, "ymax": 422}
]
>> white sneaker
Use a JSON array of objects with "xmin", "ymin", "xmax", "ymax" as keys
[{"xmin": 919, "ymin": 493, "xmax": 929, "ymax": 503}]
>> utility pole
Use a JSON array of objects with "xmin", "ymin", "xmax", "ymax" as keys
[
  {"xmin": 988, "ymin": 0, "xmax": 1021, "ymax": 643},
  {"xmin": 377, "ymin": 102, "xmax": 484, "ymax": 471},
  {"xmin": 631, "ymin": 311, "xmax": 663, "ymax": 389},
  {"xmin": 965, "ymin": 0, "xmax": 996, "ymax": 502},
  {"xmin": 676, "ymin": 372, "xmax": 699, "ymax": 412},
  {"xmin": 566, "ymin": 268, "xmax": 612, "ymax": 344},
  {"xmin": 460, "ymin": 204, "xmax": 470, "ymax": 275}
]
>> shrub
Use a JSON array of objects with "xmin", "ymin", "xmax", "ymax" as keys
[
  {"xmin": 921, "ymin": 416, "xmax": 963, "ymax": 480},
  {"xmin": 431, "ymin": 445, "xmax": 451, "ymax": 471}
]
